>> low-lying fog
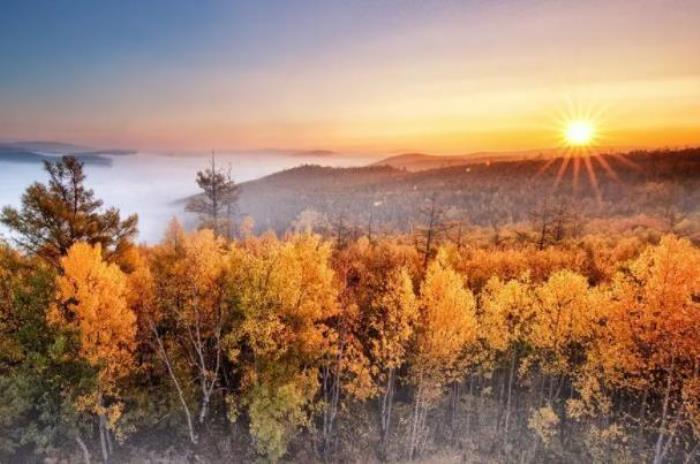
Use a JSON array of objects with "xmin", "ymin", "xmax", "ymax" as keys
[{"xmin": 0, "ymin": 151, "xmax": 379, "ymax": 243}]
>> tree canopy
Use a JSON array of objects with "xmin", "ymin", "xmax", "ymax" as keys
[{"xmin": 0, "ymin": 156, "xmax": 137, "ymax": 267}]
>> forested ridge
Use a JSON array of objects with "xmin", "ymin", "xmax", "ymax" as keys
[
  {"xmin": 231, "ymin": 148, "xmax": 700, "ymax": 237},
  {"xmin": 2, "ymin": 153, "xmax": 700, "ymax": 463}
]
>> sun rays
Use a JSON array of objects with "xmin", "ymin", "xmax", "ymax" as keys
[{"xmin": 535, "ymin": 99, "xmax": 640, "ymax": 201}]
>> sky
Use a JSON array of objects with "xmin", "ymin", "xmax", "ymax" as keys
[{"xmin": 1, "ymin": 0, "xmax": 700, "ymax": 154}]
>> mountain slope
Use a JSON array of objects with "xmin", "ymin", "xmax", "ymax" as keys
[
  {"xmin": 371, "ymin": 150, "xmax": 548, "ymax": 171},
  {"xmin": 229, "ymin": 148, "xmax": 700, "ymax": 234},
  {"xmin": 371, "ymin": 147, "xmax": 642, "ymax": 171}
]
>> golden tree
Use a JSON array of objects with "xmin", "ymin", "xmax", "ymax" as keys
[
  {"xmin": 480, "ymin": 275, "xmax": 536, "ymax": 437},
  {"xmin": 528, "ymin": 270, "xmax": 597, "ymax": 402},
  {"xmin": 331, "ymin": 237, "xmax": 420, "ymax": 457},
  {"xmin": 227, "ymin": 232, "xmax": 339, "ymax": 462},
  {"xmin": 49, "ymin": 242, "xmax": 136, "ymax": 462},
  {"xmin": 149, "ymin": 224, "xmax": 230, "ymax": 437},
  {"xmin": 408, "ymin": 249, "xmax": 477, "ymax": 460},
  {"xmin": 597, "ymin": 236, "xmax": 700, "ymax": 464},
  {"xmin": 369, "ymin": 267, "xmax": 418, "ymax": 455}
]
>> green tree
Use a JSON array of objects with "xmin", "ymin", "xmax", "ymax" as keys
[
  {"xmin": 1, "ymin": 156, "xmax": 138, "ymax": 268},
  {"xmin": 186, "ymin": 155, "xmax": 240, "ymax": 239},
  {"xmin": 0, "ymin": 243, "xmax": 94, "ymax": 463}
]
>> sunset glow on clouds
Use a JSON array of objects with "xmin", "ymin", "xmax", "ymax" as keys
[{"xmin": 1, "ymin": 0, "xmax": 699, "ymax": 153}]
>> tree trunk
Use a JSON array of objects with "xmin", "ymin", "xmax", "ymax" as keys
[
  {"xmin": 199, "ymin": 393, "xmax": 210, "ymax": 424},
  {"xmin": 75, "ymin": 435, "xmax": 91, "ymax": 464},
  {"xmin": 466, "ymin": 375, "xmax": 475, "ymax": 434},
  {"xmin": 684, "ymin": 443, "xmax": 700, "ymax": 464},
  {"xmin": 321, "ymin": 361, "xmax": 341, "ymax": 458},
  {"xmin": 409, "ymin": 380, "xmax": 423, "ymax": 461},
  {"xmin": 105, "ymin": 426, "xmax": 113, "ymax": 456},
  {"xmin": 653, "ymin": 361, "xmax": 675, "ymax": 464},
  {"xmin": 98, "ymin": 411, "xmax": 109, "ymax": 463},
  {"xmin": 504, "ymin": 350, "xmax": 516, "ymax": 442},
  {"xmin": 638, "ymin": 387, "xmax": 648, "ymax": 440},
  {"xmin": 150, "ymin": 320, "xmax": 198, "ymax": 444},
  {"xmin": 379, "ymin": 369, "xmax": 395, "ymax": 460}
]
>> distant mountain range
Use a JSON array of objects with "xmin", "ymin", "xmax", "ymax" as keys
[
  {"xmin": 0, "ymin": 140, "xmax": 137, "ymax": 166},
  {"xmin": 371, "ymin": 146, "xmax": 643, "ymax": 172}
]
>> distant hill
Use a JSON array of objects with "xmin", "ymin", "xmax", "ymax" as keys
[
  {"xmin": 291, "ymin": 149, "xmax": 336, "ymax": 158},
  {"xmin": 0, "ymin": 140, "xmax": 136, "ymax": 166},
  {"xmin": 222, "ymin": 148, "xmax": 700, "ymax": 234},
  {"xmin": 0, "ymin": 141, "xmax": 94, "ymax": 153},
  {"xmin": 371, "ymin": 150, "xmax": 546, "ymax": 171},
  {"xmin": 372, "ymin": 147, "xmax": 642, "ymax": 171},
  {"xmin": 0, "ymin": 140, "xmax": 136, "ymax": 155},
  {"xmin": 0, "ymin": 150, "xmax": 114, "ymax": 166}
]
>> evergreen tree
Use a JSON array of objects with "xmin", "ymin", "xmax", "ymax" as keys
[
  {"xmin": 0, "ymin": 156, "xmax": 138, "ymax": 267},
  {"xmin": 186, "ymin": 154, "xmax": 240, "ymax": 238}
]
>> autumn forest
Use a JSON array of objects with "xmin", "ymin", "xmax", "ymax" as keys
[{"xmin": 0, "ymin": 152, "xmax": 699, "ymax": 464}]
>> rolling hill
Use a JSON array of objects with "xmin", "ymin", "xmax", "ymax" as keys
[
  {"xmin": 0, "ymin": 140, "xmax": 137, "ymax": 166},
  {"xmin": 220, "ymin": 148, "xmax": 700, "ymax": 235},
  {"xmin": 371, "ymin": 146, "xmax": 643, "ymax": 172}
]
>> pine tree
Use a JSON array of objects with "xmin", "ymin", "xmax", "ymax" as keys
[
  {"xmin": 0, "ymin": 156, "xmax": 138, "ymax": 267},
  {"xmin": 186, "ymin": 154, "xmax": 240, "ymax": 239}
]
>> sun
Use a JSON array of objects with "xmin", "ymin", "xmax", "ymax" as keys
[
  {"xmin": 564, "ymin": 120, "xmax": 595, "ymax": 146},
  {"xmin": 535, "ymin": 101, "xmax": 637, "ymax": 203}
]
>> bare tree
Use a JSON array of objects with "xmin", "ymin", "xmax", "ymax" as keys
[
  {"xmin": 414, "ymin": 194, "xmax": 451, "ymax": 269},
  {"xmin": 529, "ymin": 197, "xmax": 576, "ymax": 249}
]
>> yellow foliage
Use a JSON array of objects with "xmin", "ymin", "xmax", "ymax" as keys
[
  {"xmin": 600, "ymin": 235, "xmax": 700, "ymax": 388},
  {"xmin": 228, "ymin": 232, "xmax": 339, "ymax": 461},
  {"xmin": 480, "ymin": 275, "xmax": 535, "ymax": 352},
  {"xmin": 529, "ymin": 270, "xmax": 596, "ymax": 374},
  {"xmin": 368, "ymin": 267, "xmax": 418, "ymax": 378},
  {"xmin": 412, "ymin": 249, "xmax": 477, "ymax": 400},
  {"xmin": 49, "ymin": 242, "xmax": 136, "ymax": 387},
  {"xmin": 230, "ymin": 232, "xmax": 337, "ymax": 366}
]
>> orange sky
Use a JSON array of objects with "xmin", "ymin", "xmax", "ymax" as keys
[{"xmin": 1, "ymin": 0, "xmax": 699, "ymax": 154}]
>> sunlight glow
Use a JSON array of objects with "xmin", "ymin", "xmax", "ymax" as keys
[
  {"xmin": 565, "ymin": 120, "xmax": 595, "ymax": 146},
  {"xmin": 534, "ymin": 101, "xmax": 641, "ymax": 203}
]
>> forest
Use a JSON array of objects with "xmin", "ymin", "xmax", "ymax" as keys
[
  {"xmin": 228, "ymin": 149, "xmax": 700, "ymax": 237},
  {"xmin": 1, "ymin": 153, "xmax": 700, "ymax": 464}
]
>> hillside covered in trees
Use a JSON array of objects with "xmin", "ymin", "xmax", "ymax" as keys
[
  {"xmin": 231, "ymin": 148, "xmax": 700, "ymax": 242},
  {"xmin": 2, "ymin": 154, "xmax": 700, "ymax": 464}
]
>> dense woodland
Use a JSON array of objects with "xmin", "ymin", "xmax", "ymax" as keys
[
  {"xmin": 2, "ymin": 152, "xmax": 700, "ymax": 463},
  {"xmin": 230, "ymin": 149, "xmax": 700, "ymax": 239}
]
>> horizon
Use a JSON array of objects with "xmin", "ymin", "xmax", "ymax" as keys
[{"xmin": 2, "ymin": 0, "xmax": 700, "ymax": 154}]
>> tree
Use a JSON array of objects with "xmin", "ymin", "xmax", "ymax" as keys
[
  {"xmin": 408, "ymin": 249, "xmax": 477, "ymax": 459},
  {"xmin": 227, "ymin": 233, "xmax": 338, "ymax": 462},
  {"xmin": 594, "ymin": 236, "xmax": 700, "ymax": 464},
  {"xmin": 1, "ymin": 156, "xmax": 138, "ymax": 268},
  {"xmin": 528, "ymin": 270, "xmax": 596, "ymax": 405},
  {"xmin": 414, "ymin": 194, "xmax": 450, "ymax": 270},
  {"xmin": 480, "ymin": 275, "xmax": 535, "ymax": 441},
  {"xmin": 317, "ymin": 300, "xmax": 373, "ymax": 458},
  {"xmin": 331, "ymin": 237, "xmax": 420, "ymax": 459},
  {"xmin": 362, "ymin": 267, "xmax": 417, "ymax": 458},
  {"xmin": 149, "ymin": 223, "xmax": 230, "ymax": 440},
  {"xmin": 186, "ymin": 154, "xmax": 240, "ymax": 239},
  {"xmin": 528, "ymin": 198, "xmax": 578, "ymax": 250},
  {"xmin": 49, "ymin": 242, "xmax": 137, "ymax": 462}
]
